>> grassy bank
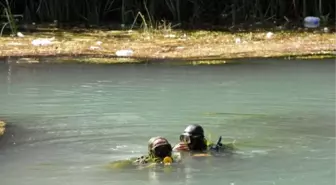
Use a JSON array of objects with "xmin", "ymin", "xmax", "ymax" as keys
[
  {"xmin": 0, "ymin": 120, "xmax": 5, "ymax": 137},
  {"xmin": 0, "ymin": 27, "xmax": 335, "ymax": 64}
]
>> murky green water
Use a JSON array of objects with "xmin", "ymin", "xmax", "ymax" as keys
[{"xmin": 0, "ymin": 59, "xmax": 335, "ymax": 185}]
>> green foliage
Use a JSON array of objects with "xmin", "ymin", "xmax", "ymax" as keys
[
  {"xmin": 0, "ymin": 0, "xmax": 334, "ymax": 28},
  {"xmin": 0, "ymin": 0, "xmax": 18, "ymax": 36},
  {"xmin": 107, "ymin": 159, "xmax": 134, "ymax": 169}
]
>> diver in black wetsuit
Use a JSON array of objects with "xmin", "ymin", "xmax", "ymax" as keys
[{"xmin": 173, "ymin": 124, "xmax": 235, "ymax": 155}]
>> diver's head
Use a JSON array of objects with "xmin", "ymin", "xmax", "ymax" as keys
[
  {"xmin": 148, "ymin": 137, "xmax": 172, "ymax": 159},
  {"xmin": 180, "ymin": 124, "xmax": 207, "ymax": 151}
]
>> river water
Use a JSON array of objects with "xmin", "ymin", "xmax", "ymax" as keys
[{"xmin": 0, "ymin": 59, "xmax": 335, "ymax": 185}]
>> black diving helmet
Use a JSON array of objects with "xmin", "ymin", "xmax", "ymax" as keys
[
  {"xmin": 179, "ymin": 124, "xmax": 207, "ymax": 151},
  {"xmin": 180, "ymin": 124, "xmax": 205, "ymax": 142}
]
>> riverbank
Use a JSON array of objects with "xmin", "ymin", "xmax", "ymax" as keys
[
  {"xmin": 0, "ymin": 28, "xmax": 335, "ymax": 64},
  {"xmin": 0, "ymin": 120, "xmax": 6, "ymax": 137}
]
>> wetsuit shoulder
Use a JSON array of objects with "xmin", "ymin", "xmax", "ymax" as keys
[{"xmin": 133, "ymin": 155, "xmax": 152, "ymax": 164}]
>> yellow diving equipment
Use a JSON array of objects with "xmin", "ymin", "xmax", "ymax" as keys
[{"xmin": 163, "ymin": 156, "xmax": 173, "ymax": 165}]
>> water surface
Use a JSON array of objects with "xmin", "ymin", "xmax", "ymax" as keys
[{"xmin": 0, "ymin": 59, "xmax": 335, "ymax": 185}]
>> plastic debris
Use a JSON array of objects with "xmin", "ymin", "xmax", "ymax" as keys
[
  {"xmin": 323, "ymin": 27, "xmax": 329, "ymax": 33},
  {"xmin": 235, "ymin": 38, "xmax": 241, "ymax": 44},
  {"xmin": 17, "ymin": 32, "xmax": 24, "ymax": 37},
  {"xmin": 304, "ymin": 16, "xmax": 320, "ymax": 28},
  {"xmin": 89, "ymin": 46, "xmax": 100, "ymax": 50},
  {"xmin": 115, "ymin": 49, "xmax": 134, "ymax": 57},
  {"xmin": 31, "ymin": 37, "xmax": 55, "ymax": 46},
  {"xmin": 266, "ymin": 32, "xmax": 274, "ymax": 39},
  {"xmin": 164, "ymin": 34, "xmax": 176, "ymax": 38}
]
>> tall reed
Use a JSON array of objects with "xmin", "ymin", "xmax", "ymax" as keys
[
  {"xmin": 0, "ymin": 0, "xmax": 334, "ymax": 28},
  {"xmin": 0, "ymin": 0, "xmax": 17, "ymax": 36}
]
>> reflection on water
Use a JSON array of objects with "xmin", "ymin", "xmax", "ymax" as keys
[{"xmin": 0, "ymin": 59, "xmax": 335, "ymax": 185}]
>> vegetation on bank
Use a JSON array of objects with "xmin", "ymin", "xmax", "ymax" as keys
[
  {"xmin": 0, "ymin": 0, "xmax": 334, "ymax": 64},
  {"xmin": 0, "ymin": 0, "xmax": 335, "ymax": 31}
]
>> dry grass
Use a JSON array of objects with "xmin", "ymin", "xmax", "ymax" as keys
[{"xmin": 0, "ymin": 28, "xmax": 335, "ymax": 64}]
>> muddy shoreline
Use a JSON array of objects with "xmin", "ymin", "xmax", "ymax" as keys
[
  {"xmin": 0, "ymin": 29, "xmax": 334, "ymax": 64},
  {"xmin": 0, "ymin": 52, "xmax": 335, "ymax": 67}
]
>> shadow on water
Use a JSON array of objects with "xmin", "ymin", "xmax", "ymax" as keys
[
  {"xmin": 0, "ymin": 113, "xmax": 74, "ymax": 152},
  {"xmin": 0, "ymin": 121, "xmax": 21, "ymax": 149},
  {"xmin": 0, "ymin": 117, "xmax": 45, "ymax": 150}
]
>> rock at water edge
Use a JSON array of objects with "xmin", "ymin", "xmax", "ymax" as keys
[{"xmin": 0, "ymin": 120, "xmax": 6, "ymax": 136}]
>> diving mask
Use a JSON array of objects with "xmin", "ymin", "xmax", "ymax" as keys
[
  {"xmin": 180, "ymin": 134, "xmax": 203, "ymax": 144},
  {"xmin": 153, "ymin": 144, "xmax": 172, "ymax": 159},
  {"xmin": 179, "ymin": 134, "xmax": 191, "ymax": 144}
]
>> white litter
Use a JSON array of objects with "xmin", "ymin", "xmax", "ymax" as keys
[
  {"xmin": 323, "ymin": 27, "xmax": 329, "ymax": 33},
  {"xmin": 235, "ymin": 38, "xmax": 241, "ymax": 44},
  {"xmin": 266, "ymin": 32, "xmax": 274, "ymax": 39},
  {"xmin": 115, "ymin": 49, "xmax": 134, "ymax": 57},
  {"xmin": 164, "ymin": 34, "xmax": 176, "ymax": 38},
  {"xmin": 17, "ymin": 32, "xmax": 24, "ymax": 37},
  {"xmin": 89, "ymin": 46, "xmax": 100, "ymax": 50},
  {"xmin": 31, "ymin": 37, "xmax": 55, "ymax": 46}
]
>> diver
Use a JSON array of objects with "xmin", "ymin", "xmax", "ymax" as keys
[
  {"xmin": 173, "ymin": 124, "xmax": 235, "ymax": 155},
  {"xmin": 108, "ymin": 136, "xmax": 181, "ymax": 169},
  {"xmin": 133, "ymin": 136, "xmax": 179, "ymax": 165}
]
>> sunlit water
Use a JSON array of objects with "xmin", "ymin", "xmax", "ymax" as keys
[{"xmin": 0, "ymin": 59, "xmax": 335, "ymax": 185}]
